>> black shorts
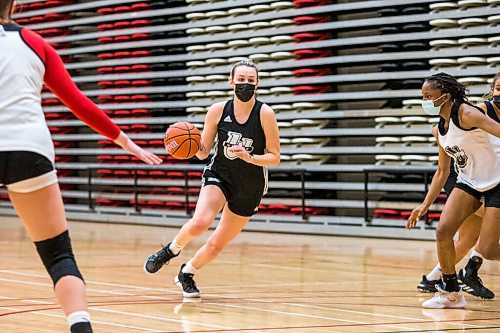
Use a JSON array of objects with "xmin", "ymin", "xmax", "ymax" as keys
[
  {"xmin": 443, "ymin": 174, "xmax": 457, "ymax": 196},
  {"xmin": 455, "ymin": 182, "xmax": 500, "ymax": 208},
  {"xmin": 0, "ymin": 151, "xmax": 56, "ymax": 192},
  {"xmin": 202, "ymin": 169, "xmax": 264, "ymax": 217}
]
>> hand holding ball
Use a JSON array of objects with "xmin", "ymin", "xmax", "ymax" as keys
[{"xmin": 164, "ymin": 122, "xmax": 201, "ymax": 159}]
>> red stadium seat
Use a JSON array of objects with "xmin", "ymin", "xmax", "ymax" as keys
[
  {"xmin": 293, "ymin": 68, "xmax": 329, "ymax": 77},
  {"xmin": 97, "ymin": 8, "xmax": 114, "ymax": 15},
  {"xmin": 131, "ymin": 3, "xmax": 151, "ymax": 11},
  {"xmin": 293, "ymin": 0, "xmax": 331, "ymax": 7},
  {"xmin": 293, "ymin": 16, "xmax": 330, "ymax": 25},
  {"xmin": 293, "ymin": 33, "xmax": 330, "ymax": 42},
  {"xmin": 98, "ymin": 23, "xmax": 114, "ymax": 31},
  {"xmin": 113, "ymin": 21, "xmax": 131, "ymax": 30},
  {"xmin": 131, "ymin": 64, "xmax": 151, "ymax": 72},
  {"xmin": 114, "ymin": 6, "xmax": 132, "ymax": 14},
  {"xmin": 293, "ymin": 49, "xmax": 330, "ymax": 59},
  {"xmin": 293, "ymin": 85, "xmax": 329, "ymax": 94}
]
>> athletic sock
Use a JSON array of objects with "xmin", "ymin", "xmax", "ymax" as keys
[
  {"xmin": 442, "ymin": 273, "xmax": 460, "ymax": 292},
  {"xmin": 469, "ymin": 249, "xmax": 484, "ymax": 260},
  {"xmin": 169, "ymin": 238, "xmax": 184, "ymax": 255},
  {"xmin": 182, "ymin": 260, "xmax": 197, "ymax": 275},
  {"xmin": 464, "ymin": 255, "xmax": 483, "ymax": 274},
  {"xmin": 427, "ymin": 264, "xmax": 442, "ymax": 281},
  {"xmin": 68, "ymin": 311, "xmax": 92, "ymax": 333}
]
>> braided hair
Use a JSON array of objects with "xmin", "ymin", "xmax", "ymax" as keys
[
  {"xmin": 482, "ymin": 72, "xmax": 500, "ymax": 100},
  {"xmin": 424, "ymin": 72, "xmax": 468, "ymax": 104}
]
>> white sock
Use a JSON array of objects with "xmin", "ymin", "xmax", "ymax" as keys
[
  {"xmin": 182, "ymin": 261, "xmax": 197, "ymax": 275},
  {"xmin": 169, "ymin": 238, "xmax": 183, "ymax": 255},
  {"xmin": 427, "ymin": 264, "xmax": 442, "ymax": 281},
  {"xmin": 67, "ymin": 311, "xmax": 90, "ymax": 327},
  {"xmin": 470, "ymin": 249, "xmax": 484, "ymax": 260}
]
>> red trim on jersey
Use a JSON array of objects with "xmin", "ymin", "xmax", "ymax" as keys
[{"xmin": 20, "ymin": 28, "xmax": 121, "ymax": 140}]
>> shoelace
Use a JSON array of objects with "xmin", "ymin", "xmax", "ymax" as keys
[
  {"xmin": 154, "ymin": 244, "xmax": 170, "ymax": 262},
  {"xmin": 183, "ymin": 273, "xmax": 197, "ymax": 290}
]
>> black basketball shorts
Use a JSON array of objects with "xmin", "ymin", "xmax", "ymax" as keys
[
  {"xmin": 455, "ymin": 182, "xmax": 500, "ymax": 208},
  {"xmin": 202, "ymin": 169, "xmax": 264, "ymax": 217},
  {"xmin": 0, "ymin": 151, "xmax": 57, "ymax": 193}
]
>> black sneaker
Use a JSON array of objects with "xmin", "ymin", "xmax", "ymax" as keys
[
  {"xmin": 71, "ymin": 322, "xmax": 93, "ymax": 333},
  {"xmin": 458, "ymin": 268, "xmax": 495, "ymax": 300},
  {"xmin": 417, "ymin": 275, "xmax": 441, "ymax": 293},
  {"xmin": 144, "ymin": 243, "xmax": 179, "ymax": 274},
  {"xmin": 175, "ymin": 264, "xmax": 200, "ymax": 298}
]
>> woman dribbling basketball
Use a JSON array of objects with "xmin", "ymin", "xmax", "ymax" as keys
[{"xmin": 144, "ymin": 59, "xmax": 281, "ymax": 297}]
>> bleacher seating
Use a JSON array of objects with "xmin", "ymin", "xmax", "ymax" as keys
[{"xmin": 1, "ymin": 0, "xmax": 497, "ymax": 236}]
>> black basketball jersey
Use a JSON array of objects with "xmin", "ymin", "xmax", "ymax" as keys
[{"xmin": 204, "ymin": 99, "xmax": 268, "ymax": 195}]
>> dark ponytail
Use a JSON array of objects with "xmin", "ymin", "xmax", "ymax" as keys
[{"xmin": 424, "ymin": 72, "xmax": 468, "ymax": 103}]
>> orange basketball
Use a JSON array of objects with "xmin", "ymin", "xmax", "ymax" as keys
[{"xmin": 164, "ymin": 122, "xmax": 201, "ymax": 159}]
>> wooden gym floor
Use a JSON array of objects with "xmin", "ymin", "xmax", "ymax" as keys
[{"xmin": 0, "ymin": 216, "xmax": 498, "ymax": 332}]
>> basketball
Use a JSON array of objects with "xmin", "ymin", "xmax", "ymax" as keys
[{"xmin": 163, "ymin": 122, "xmax": 201, "ymax": 159}]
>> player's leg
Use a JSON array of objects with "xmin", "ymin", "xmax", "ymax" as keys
[
  {"xmin": 418, "ymin": 210, "xmax": 481, "ymax": 293},
  {"xmin": 422, "ymin": 187, "xmax": 480, "ymax": 308},
  {"xmin": 176, "ymin": 206, "xmax": 250, "ymax": 297},
  {"xmin": 475, "ymin": 208, "xmax": 500, "ymax": 260},
  {"xmin": 455, "ymin": 206, "xmax": 494, "ymax": 299},
  {"xmin": 9, "ymin": 183, "xmax": 93, "ymax": 333},
  {"xmin": 144, "ymin": 185, "xmax": 226, "ymax": 274}
]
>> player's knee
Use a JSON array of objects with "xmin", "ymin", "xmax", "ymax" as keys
[
  {"xmin": 34, "ymin": 230, "xmax": 84, "ymax": 286},
  {"xmin": 205, "ymin": 240, "xmax": 223, "ymax": 257},
  {"xmin": 188, "ymin": 216, "xmax": 212, "ymax": 236},
  {"xmin": 435, "ymin": 221, "xmax": 455, "ymax": 242}
]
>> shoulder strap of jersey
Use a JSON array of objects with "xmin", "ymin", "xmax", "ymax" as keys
[
  {"xmin": 252, "ymin": 99, "xmax": 264, "ymax": 120},
  {"xmin": 451, "ymin": 101, "xmax": 483, "ymax": 131}
]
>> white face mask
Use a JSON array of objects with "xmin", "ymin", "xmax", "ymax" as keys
[{"xmin": 421, "ymin": 94, "xmax": 446, "ymax": 116}]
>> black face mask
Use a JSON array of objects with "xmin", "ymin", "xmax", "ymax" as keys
[
  {"xmin": 493, "ymin": 95, "xmax": 500, "ymax": 108},
  {"xmin": 234, "ymin": 83, "xmax": 256, "ymax": 102}
]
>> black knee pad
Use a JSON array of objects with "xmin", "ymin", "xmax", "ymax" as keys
[{"xmin": 35, "ymin": 230, "xmax": 84, "ymax": 285}]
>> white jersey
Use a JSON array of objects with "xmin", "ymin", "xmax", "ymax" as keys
[
  {"xmin": 0, "ymin": 24, "xmax": 120, "ymax": 163},
  {"xmin": 0, "ymin": 24, "xmax": 52, "ymax": 161},
  {"xmin": 437, "ymin": 102, "xmax": 500, "ymax": 192}
]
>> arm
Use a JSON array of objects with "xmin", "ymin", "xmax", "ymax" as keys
[
  {"xmin": 406, "ymin": 127, "xmax": 451, "ymax": 229},
  {"xmin": 195, "ymin": 102, "xmax": 224, "ymax": 160},
  {"xmin": 22, "ymin": 29, "xmax": 161, "ymax": 165},
  {"xmin": 230, "ymin": 104, "xmax": 281, "ymax": 167},
  {"xmin": 460, "ymin": 104, "xmax": 500, "ymax": 137}
]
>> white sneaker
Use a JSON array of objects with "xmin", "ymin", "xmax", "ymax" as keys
[{"xmin": 422, "ymin": 285, "xmax": 466, "ymax": 309}]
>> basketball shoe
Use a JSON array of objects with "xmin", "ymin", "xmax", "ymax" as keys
[
  {"xmin": 422, "ymin": 285, "xmax": 466, "ymax": 309},
  {"xmin": 144, "ymin": 243, "xmax": 179, "ymax": 274},
  {"xmin": 458, "ymin": 257, "xmax": 494, "ymax": 299},
  {"xmin": 70, "ymin": 322, "xmax": 93, "ymax": 333},
  {"xmin": 417, "ymin": 275, "xmax": 441, "ymax": 293},
  {"xmin": 175, "ymin": 264, "xmax": 200, "ymax": 298}
]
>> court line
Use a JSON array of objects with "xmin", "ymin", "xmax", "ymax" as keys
[
  {"xmin": 0, "ymin": 269, "xmax": 413, "ymax": 291},
  {"xmin": 152, "ymin": 319, "xmax": 500, "ymax": 333},
  {"xmin": 0, "ymin": 275, "xmax": 240, "ymax": 331},
  {"xmin": 0, "ymin": 273, "xmax": 416, "ymax": 331},
  {"xmin": 276, "ymin": 301, "xmax": 486, "ymax": 328},
  {"xmin": 204, "ymin": 300, "xmax": 419, "ymax": 331},
  {"xmin": 380, "ymin": 326, "xmax": 500, "ymax": 333},
  {"xmin": 0, "ymin": 269, "xmax": 497, "ymax": 333},
  {"xmin": 0, "ymin": 305, "xmax": 164, "ymax": 332}
]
